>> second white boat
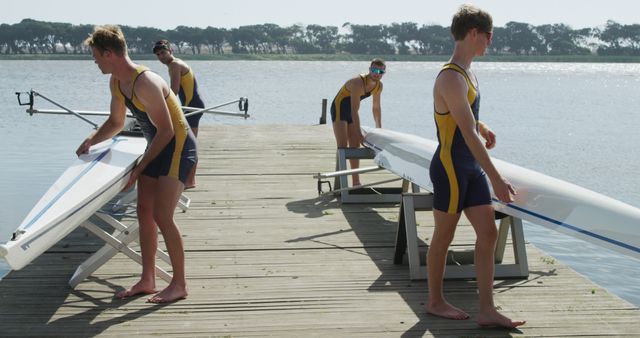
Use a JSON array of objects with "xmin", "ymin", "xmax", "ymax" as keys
[{"xmin": 362, "ymin": 127, "xmax": 640, "ymax": 260}]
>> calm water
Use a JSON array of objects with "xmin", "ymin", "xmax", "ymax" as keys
[{"xmin": 1, "ymin": 60, "xmax": 639, "ymax": 306}]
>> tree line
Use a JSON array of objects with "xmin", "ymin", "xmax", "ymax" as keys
[{"xmin": 2, "ymin": 18, "xmax": 640, "ymax": 56}]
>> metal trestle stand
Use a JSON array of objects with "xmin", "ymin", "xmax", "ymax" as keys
[{"xmin": 394, "ymin": 192, "xmax": 529, "ymax": 280}]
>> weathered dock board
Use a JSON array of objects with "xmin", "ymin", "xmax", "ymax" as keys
[{"xmin": 0, "ymin": 124, "xmax": 638, "ymax": 337}]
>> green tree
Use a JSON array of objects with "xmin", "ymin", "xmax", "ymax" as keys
[
  {"xmin": 257, "ymin": 24, "xmax": 289, "ymax": 53},
  {"xmin": 598, "ymin": 21, "xmax": 640, "ymax": 55},
  {"xmin": 387, "ymin": 22, "xmax": 419, "ymax": 54},
  {"xmin": 415, "ymin": 24, "xmax": 452, "ymax": 55},
  {"xmin": 342, "ymin": 23, "xmax": 394, "ymax": 54},
  {"xmin": 14, "ymin": 19, "xmax": 58, "ymax": 53},
  {"xmin": 228, "ymin": 26, "xmax": 262, "ymax": 53},
  {"xmin": 503, "ymin": 21, "xmax": 544, "ymax": 55},
  {"xmin": 599, "ymin": 20, "xmax": 624, "ymax": 50},
  {"xmin": 486, "ymin": 26, "xmax": 508, "ymax": 54},
  {"xmin": 536, "ymin": 24, "xmax": 590, "ymax": 55},
  {"xmin": 0, "ymin": 23, "xmax": 18, "ymax": 53},
  {"xmin": 304, "ymin": 24, "xmax": 338, "ymax": 53},
  {"xmin": 203, "ymin": 26, "xmax": 227, "ymax": 54},
  {"xmin": 170, "ymin": 25, "xmax": 205, "ymax": 54}
]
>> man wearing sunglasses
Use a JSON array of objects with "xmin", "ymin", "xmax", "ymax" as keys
[
  {"xmin": 427, "ymin": 4, "xmax": 525, "ymax": 328},
  {"xmin": 330, "ymin": 58, "xmax": 385, "ymax": 186}
]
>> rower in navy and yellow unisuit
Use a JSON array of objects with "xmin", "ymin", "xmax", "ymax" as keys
[
  {"xmin": 330, "ymin": 74, "xmax": 381, "ymax": 123},
  {"xmin": 115, "ymin": 66, "xmax": 197, "ymax": 184},
  {"xmin": 430, "ymin": 63, "xmax": 491, "ymax": 214},
  {"xmin": 177, "ymin": 66, "xmax": 205, "ymax": 128}
]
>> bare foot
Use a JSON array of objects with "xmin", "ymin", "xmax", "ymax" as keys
[
  {"xmin": 116, "ymin": 280, "xmax": 157, "ymax": 299},
  {"xmin": 426, "ymin": 302, "xmax": 470, "ymax": 320},
  {"xmin": 147, "ymin": 283, "xmax": 188, "ymax": 303},
  {"xmin": 184, "ymin": 184, "xmax": 196, "ymax": 190},
  {"xmin": 477, "ymin": 309, "xmax": 526, "ymax": 328}
]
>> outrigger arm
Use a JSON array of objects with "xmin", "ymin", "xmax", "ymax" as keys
[
  {"xmin": 17, "ymin": 90, "xmax": 250, "ymax": 122},
  {"xmin": 182, "ymin": 97, "xmax": 250, "ymax": 119},
  {"xmin": 16, "ymin": 89, "xmax": 99, "ymax": 129}
]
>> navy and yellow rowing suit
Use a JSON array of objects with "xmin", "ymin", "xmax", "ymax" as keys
[
  {"xmin": 115, "ymin": 66, "xmax": 197, "ymax": 185},
  {"xmin": 176, "ymin": 65, "xmax": 205, "ymax": 128},
  {"xmin": 430, "ymin": 63, "xmax": 491, "ymax": 214},
  {"xmin": 330, "ymin": 74, "xmax": 381, "ymax": 123}
]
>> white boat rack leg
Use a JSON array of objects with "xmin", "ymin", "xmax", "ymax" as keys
[
  {"xmin": 317, "ymin": 148, "xmax": 405, "ymax": 203},
  {"xmin": 394, "ymin": 192, "xmax": 529, "ymax": 280},
  {"xmin": 179, "ymin": 193, "xmax": 191, "ymax": 211},
  {"xmin": 69, "ymin": 187, "xmax": 191, "ymax": 288},
  {"xmin": 70, "ymin": 213, "xmax": 172, "ymax": 288},
  {"xmin": 111, "ymin": 189, "xmax": 138, "ymax": 212}
]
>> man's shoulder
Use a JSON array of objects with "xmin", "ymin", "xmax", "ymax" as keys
[
  {"xmin": 435, "ymin": 71, "xmax": 468, "ymax": 96},
  {"xmin": 135, "ymin": 70, "xmax": 165, "ymax": 89},
  {"xmin": 172, "ymin": 58, "xmax": 190, "ymax": 69},
  {"xmin": 436, "ymin": 69, "xmax": 467, "ymax": 87},
  {"xmin": 347, "ymin": 75, "xmax": 365, "ymax": 87}
]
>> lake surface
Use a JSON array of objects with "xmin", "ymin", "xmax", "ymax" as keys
[{"xmin": 0, "ymin": 60, "xmax": 639, "ymax": 306}]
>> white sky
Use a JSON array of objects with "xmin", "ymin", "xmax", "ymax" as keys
[{"xmin": 2, "ymin": 0, "xmax": 639, "ymax": 30}]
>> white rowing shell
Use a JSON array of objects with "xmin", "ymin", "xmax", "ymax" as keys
[
  {"xmin": 362, "ymin": 127, "xmax": 640, "ymax": 259},
  {"xmin": 0, "ymin": 136, "xmax": 146, "ymax": 270}
]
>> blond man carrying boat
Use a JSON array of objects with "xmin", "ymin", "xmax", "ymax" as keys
[{"xmin": 77, "ymin": 25, "xmax": 196, "ymax": 303}]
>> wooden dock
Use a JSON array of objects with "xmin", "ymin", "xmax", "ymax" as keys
[{"xmin": 1, "ymin": 124, "xmax": 638, "ymax": 337}]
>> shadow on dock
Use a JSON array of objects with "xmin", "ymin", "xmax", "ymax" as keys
[{"xmin": 286, "ymin": 193, "xmax": 534, "ymax": 336}]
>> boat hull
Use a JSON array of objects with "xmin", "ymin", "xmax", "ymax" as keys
[
  {"xmin": 0, "ymin": 136, "xmax": 146, "ymax": 270},
  {"xmin": 362, "ymin": 127, "xmax": 640, "ymax": 259}
]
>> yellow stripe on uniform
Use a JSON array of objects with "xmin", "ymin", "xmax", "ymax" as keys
[
  {"xmin": 443, "ymin": 63, "xmax": 477, "ymax": 104},
  {"xmin": 180, "ymin": 68, "xmax": 196, "ymax": 105},
  {"xmin": 333, "ymin": 86, "xmax": 350, "ymax": 121},
  {"xmin": 435, "ymin": 63, "xmax": 478, "ymax": 214},
  {"xmin": 166, "ymin": 94, "xmax": 189, "ymax": 179},
  {"xmin": 435, "ymin": 113, "xmax": 460, "ymax": 214}
]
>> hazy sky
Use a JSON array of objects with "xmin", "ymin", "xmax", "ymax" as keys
[{"xmin": 3, "ymin": 0, "xmax": 639, "ymax": 30}]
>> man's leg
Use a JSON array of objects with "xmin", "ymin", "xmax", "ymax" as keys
[
  {"xmin": 333, "ymin": 120, "xmax": 357, "ymax": 186},
  {"xmin": 117, "ymin": 175, "xmax": 159, "ymax": 298},
  {"xmin": 464, "ymin": 205, "xmax": 526, "ymax": 328},
  {"xmin": 346, "ymin": 122, "xmax": 362, "ymax": 186},
  {"xmin": 426, "ymin": 210, "xmax": 469, "ymax": 319},
  {"xmin": 147, "ymin": 176, "xmax": 188, "ymax": 303},
  {"xmin": 332, "ymin": 120, "xmax": 348, "ymax": 148}
]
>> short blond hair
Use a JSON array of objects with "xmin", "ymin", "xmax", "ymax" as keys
[{"xmin": 85, "ymin": 25, "xmax": 127, "ymax": 57}]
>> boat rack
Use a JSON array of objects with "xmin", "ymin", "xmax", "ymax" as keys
[
  {"xmin": 10, "ymin": 89, "xmax": 203, "ymax": 287},
  {"xmin": 315, "ymin": 147, "xmax": 529, "ymax": 280},
  {"xmin": 394, "ymin": 192, "xmax": 529, "ymax": 280},
  {"xmin": 68, "ymin": 188, "xmax": 191, "ymax": 288},
  {"xmin": 315, "ymin": 147, "xmax": 407, "ymax": 203}
]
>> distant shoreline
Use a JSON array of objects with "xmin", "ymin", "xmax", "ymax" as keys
[{"xmin": 2, "ymin": 54, "xmax": 640, "ymax": 63}]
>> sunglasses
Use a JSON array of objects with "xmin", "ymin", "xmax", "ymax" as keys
[
  {"xmin": 371, "ymin": 67, "xmax": 386, "ymax": 75},
  {"xmin": 480, "ymin": 29, "xmax": 493, "ymax": 40}
]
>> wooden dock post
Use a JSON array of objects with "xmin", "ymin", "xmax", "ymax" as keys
[{"xmin": 319, "ymin": 98, "xmax": 327, "ymax": 124}]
